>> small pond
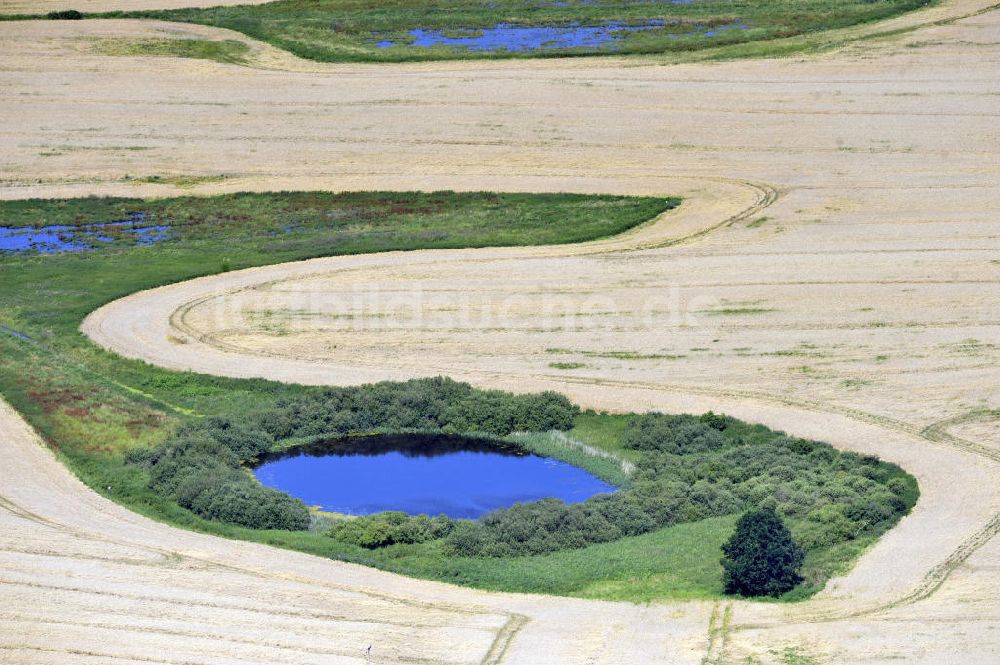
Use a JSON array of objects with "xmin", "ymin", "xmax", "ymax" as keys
[
  {"xmin": 253, "ymin": 433, "xmax": 616, "ymax": 519},
  {"xmin": 374, "ymin": 20, "xmax": 747, "ymax": 52},
  {"xmin": 0, "ymin": 213, "xmax": 169, "ymax": 254}
]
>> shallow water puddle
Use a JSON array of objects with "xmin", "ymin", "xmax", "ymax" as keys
[
  {"xmin": 0, "ymin": 325, "xmax": 30, "ymax": 341},
  {"xmin": 375, "ymin": 20, "xmax": 746, "ymax": 52},
  {"xmin": 0, "ymin": 213, "xmax": 169, "ymax": 253}
]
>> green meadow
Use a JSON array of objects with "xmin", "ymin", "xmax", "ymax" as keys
[{"xmin": 8, "ymin": 0, "xmax": 935, "ymax": 63}]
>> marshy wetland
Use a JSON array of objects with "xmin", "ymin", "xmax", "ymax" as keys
[
  {"xmin": 15, "ymin": 0, "xmax": 936, "ymax": 62},
  {"xmin": 0, "ymin": 215, "xmax": 168, "ymax": 254}
]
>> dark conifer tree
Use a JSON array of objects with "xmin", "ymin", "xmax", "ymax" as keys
[{"xmin": 721, "ymin": 506, "xmax": 804, "ymax": 597}]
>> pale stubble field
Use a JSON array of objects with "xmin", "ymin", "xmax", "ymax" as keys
[{"xmin": 2, "ymin": 2, "xmax": 1000, "ymax": 662}]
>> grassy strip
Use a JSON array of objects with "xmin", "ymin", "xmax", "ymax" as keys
[
  {"xmin": 90, "ymin": 38, "xmax": 251, "ymax": 65},
  {"xmin": 569, "ymin": 411, "xmax": 642, "ymax": 462},
  {"xmin": 0, "ymin": 190, "xmax": 673, "ymax": 461},
  {"xmin": 5, "ymin": 0, "xmax": 935, "ymax": 64},
  {"xmin": 505, "ymin": 429, "xmax": 634, "ymax": 487},
  {"xmin": 374, "ymin": 514, "xmax": 740, "ymax": 600}
]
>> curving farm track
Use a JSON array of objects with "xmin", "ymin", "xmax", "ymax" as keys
[{"xmin": 2, "ymin": 1, "xmax": 1000, "ymax": 662}]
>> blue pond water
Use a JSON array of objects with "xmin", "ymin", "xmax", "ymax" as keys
[
  {"xmin": 375, "ymin": 20, "xmax": 745, "ymax": 52},
  {"xmin": 0, "ymin": 213, "xmax": 169, "ymax": 254},
  {"xmin": 253, "ymin": 434, "xmax": 616, "ymax": 519},
  {"xmin": 0, "ymin": 325, "xmax": 30, "ymax": 341}
]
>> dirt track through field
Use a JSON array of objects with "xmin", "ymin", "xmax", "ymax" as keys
[{"xmin": 2, "ymin": 1, "xmax": 1000, "ymax": 663}]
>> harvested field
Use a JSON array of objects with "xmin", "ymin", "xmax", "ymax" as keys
[{"xmin": 2, "ymin": 0, "xmax": 1000, "ymax": 663}]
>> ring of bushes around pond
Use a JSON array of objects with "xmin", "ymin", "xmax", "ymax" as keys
[{"xmin": 128, "ymin": 377, "xmax": 916, "ymax": 596}]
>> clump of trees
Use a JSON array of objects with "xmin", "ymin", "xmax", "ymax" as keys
[
  {"xmin": 254, "ymin": 376, "xmax": 578, "ymax": 439},
  {"xmin": 128, "ymin": 377, "xmax": 579, "ymax": 531},
  {"xmin": 438, "ymin": 411, "xmax": 916, "ymax": 558},
  {"xmin": 721, "ymin": 507, "xmax": 804, "ymax": 597},
  {"xmin": 127, "ymin": 417, "xmax": 311, "ymax": 530}
]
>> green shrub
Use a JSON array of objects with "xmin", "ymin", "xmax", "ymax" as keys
[
  {"xmin": 189, "ymin": 481, "xmax": 311, "ymax": 530},
  {"xmin": 796, "ymin": 504, "xmax": 857, "ymax": 548},
  {"xmin": 699, "ymin": 411, "xmax": 732, "ymax": 431},
  {"xmin": 329, "ymin": 512, "xmax": 454, "ymax": 548},
  {"xmin": 624, "ymin": 414, "xmax": 725, "ymax": 454},
  {"xmin": 721, "ymin": 507, "xmax": 804, "ymax": 597},
  {"xmin": 257, "ymin": 377, "xmax": 579, "ymax": 440},
  {"xmin": 47, "ymin": 9, "xmax": 83, "ymax": 19}
]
